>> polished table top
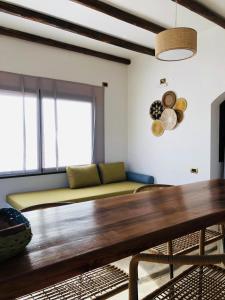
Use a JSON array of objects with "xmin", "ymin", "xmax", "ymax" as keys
[{"xmin": 1, "ymin": 179, "xmax": 225, "ymax": 299}]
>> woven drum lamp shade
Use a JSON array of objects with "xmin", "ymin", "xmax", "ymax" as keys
[{"xmin": 155, "ymin": 28, "xmax": 197, "ymax": 61}]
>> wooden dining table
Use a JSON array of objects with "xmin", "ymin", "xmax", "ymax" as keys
[{"xmin": 1, "ymin": 179, "xmax": 225, "ymax": 299}]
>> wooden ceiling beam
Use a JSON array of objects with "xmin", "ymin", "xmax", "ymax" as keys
[
  {"xmin": 71, "ymin": 0, "xmax": 166, "ymax": 33},
  {"xmin": 0, "ymin": 26, "xmax": 131, "ymax": 65},
  {"xmin": 0, "ymin": 1, "xmax": 154, "ymax": 56},
  {"xmin": 172, "ymin": 0, "xmax": 225, "ymax": 29}
]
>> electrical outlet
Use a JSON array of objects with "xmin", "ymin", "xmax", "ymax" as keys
[{"xmin": 191, "ymin": 168, "xmax": 198, "ymax": 174}]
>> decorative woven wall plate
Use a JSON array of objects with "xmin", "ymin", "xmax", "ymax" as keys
[
  {"xmin": 162, "ymin": 91, "xmax": 176, "ymax": 108},
  {"xmin": 175, "ymin": 109, "xmax": 184, "ymax": 123},
  {"xmin": 149, "ymin": 91, "xmax": 187, "ymax": 137},
  {"xmin": 174, "ymin": 98, "xmax": 187, "ymax": 112},
  {"xmin": 152, "ymin": 120, "xmax": 165, "ymax": 137},
  {"xmin": 160, "ymin": 108, "xmax": 177, "ymax": 130},
  {"xmin": 149, "ymin": 100, "xmax": 164, "ymax": 120}
]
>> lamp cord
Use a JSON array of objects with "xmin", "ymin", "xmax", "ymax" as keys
[{"xmin": 175, "ymin": 0, "xmax": 178, "ymax": 28}]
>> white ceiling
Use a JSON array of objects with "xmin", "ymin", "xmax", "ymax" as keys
[
  {"xmin": 197, "ymin": 0, "xmax": 225, "ymax": 17},
  {"xmin": 0, "ymin": 0, "xmax": 224, "ymax": 60}
]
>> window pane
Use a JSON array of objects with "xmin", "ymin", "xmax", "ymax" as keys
[
  {"xmin": 42, "ymin": 98, "xmax": 57, "ymax": 169},
  {"xmin": 24, "ymin": 94, "xmax": 38, "ymax": 170},
  {"xmin": 57, "ymin": 99, "xmax": 92, "ymax": 167},
  {"xmin": 0, "ymin": 91, "xmax": 38, "ymax": 174},
  {"xmin": 0, "ymin": 91, "xmax": 23, "ymax": 172}
]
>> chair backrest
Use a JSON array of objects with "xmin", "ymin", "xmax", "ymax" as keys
[
  {"xmin": 21, "ymin": 202, "xmax": 73, "ymax": 212},
  {"xmin": 129, "ymin": 252, "xmax": 225, "ymax": 300},
  {"xmin": 131, "ymin": 252, "xmax": 225, "ymax": 266},
  {"xmin": 134, "ymin": 184, "xmax": 173, "ymax": 194}
]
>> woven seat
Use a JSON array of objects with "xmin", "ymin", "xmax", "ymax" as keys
[
  {"xmin": 145, "ymin": 265, "xmax": 225, "ymax": 300},
  {"xmin": 18, "ymin": 264, "xmax": 129, "ymax": 300}
]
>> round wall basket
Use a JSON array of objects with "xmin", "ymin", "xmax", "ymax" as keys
[
  {"xmin": 149, "ymin": 100, "xmax": 164, "ymax": 120},
  {"xmin": 174, "ymin": 98, "xmax": 187, "ymax": 112},
  {"xmin": 162, "ymin": 91, "xmax": 176, "ymax": 108},
  {"xmin": 152, "ymin": 120, "xmax": 165, "ymax": 137},
  {"xmin": 160, "ymin": 108, "xmax": 177, "ymax": 130},
  {"xmin": 175, "ymin": 109, "xmax": 184, "ymax": 123}
]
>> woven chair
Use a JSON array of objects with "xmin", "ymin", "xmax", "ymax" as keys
[
  {"xmin": 19, "ymin": 201, "xmax": 129, "ymax": 300},
  {"xmin": 129, "ymin": 228, "xmax": 225, "ymax": 300},
  {"xmin": 134, "ymin": 184, "xmax": 225, "ymax": 279},
  {"xmin": 129, "ymin": 253, "xmax": 225, "ymax": 300}
]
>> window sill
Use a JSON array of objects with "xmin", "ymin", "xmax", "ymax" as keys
[{"xmin": 0, "ymin": 171, "xmax": 66, "ymax": 180}]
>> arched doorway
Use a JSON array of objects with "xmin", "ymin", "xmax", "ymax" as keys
[{"xmin": 210, "ymin": 92, "xmax": 225, "ymax": 179}]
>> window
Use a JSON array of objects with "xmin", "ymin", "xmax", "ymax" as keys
[
  {"xmin": 0, "ymin": 72, "xmax": 104, "ymax": 177},
  {"xmin": 42, "ymin": 98, "xmax": 93, "ymax": 170}
]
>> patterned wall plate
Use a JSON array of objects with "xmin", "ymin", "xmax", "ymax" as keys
[
  {"xmin": 160, "ymin": 108, "xmax": 177, "ymax": 130},
  {"xmin": 162, "ymin": 91, "xmax": 176, "ymax": 108},
  {"xmin": 174, "ymin": 98, "xmax": 187, "ymax": 112},
  {"xmin": 149, "ymin": 100, "xmax": 164, "ymax": 120},
  {"xmin": 152, "ymin": 120, "xmax": 165, "ymax": 137},
  {"xmin": 175, "ymin": 109, "xmax": 184, "ymax": 123}
]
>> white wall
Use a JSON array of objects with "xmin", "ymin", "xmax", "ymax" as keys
[
  {"xmin": 1, "ymin": 25, "xmax": 225, "ymax": 207},
  {"xmin": 0, "ymin": 36, "xmax": 128, "ymax": 207},
  {"xmin": 127, "ymin": 26, "xmax": 225, "ymax": 185}
]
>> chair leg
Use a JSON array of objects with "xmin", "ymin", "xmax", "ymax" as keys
[
  {"xmin": 167, "ymin": 241, "xmax": 174, "ymax": 279},
  {"xmin": 220, "ymin": 224, "xmax": 225, "ymax": 236},
  {"xmin": 220, "ymin": 224, "xmax": 225, "ymax": 253},
  {"xmin": 199, "ymin": 229, "xmax": 205, "ymax": 255},
  {"xmin": 198, "ymin": 229, "xmax": 206, "ymax": 300},
  {"xmin": 169, "ymin": 264, "xmax": 174, "ymax": 279},
  {"xmin": 129, "ymin": 256, "xmax": 139, "ymax": 300}
]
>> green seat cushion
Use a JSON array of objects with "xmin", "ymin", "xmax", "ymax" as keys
[
  {"xmin": 7, "ymin": 181, "xmax": 145, "ymax": 211},
  {"xmin": 66, "ymin": 164, "xmax": 101, "ymax": 189},
  {"xmin": 98, "ymin": 162, "xmax": 126, "ymax": 184}
]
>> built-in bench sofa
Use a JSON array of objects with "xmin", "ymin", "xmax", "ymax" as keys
[{"xmin": 7, "ymin": 162, "xmax": 154, "ymax": 211}]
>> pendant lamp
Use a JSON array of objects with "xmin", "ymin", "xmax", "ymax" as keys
[{"xmin": 155, "ymin": 2, "xmax": 197, "ymax": 61}]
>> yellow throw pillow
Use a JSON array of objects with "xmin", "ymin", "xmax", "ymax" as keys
[
  {"xmin": 98, "ymin": 162, "xmax": 126, "ymax": 184},
  {"xmin": 66, "ymin": 164, "xmax": 101, "ymax": 189}
]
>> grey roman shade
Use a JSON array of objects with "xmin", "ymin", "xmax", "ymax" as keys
[{"xmin": 0, "ymin": 70, "xmax": 104, "ymax": 176}]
